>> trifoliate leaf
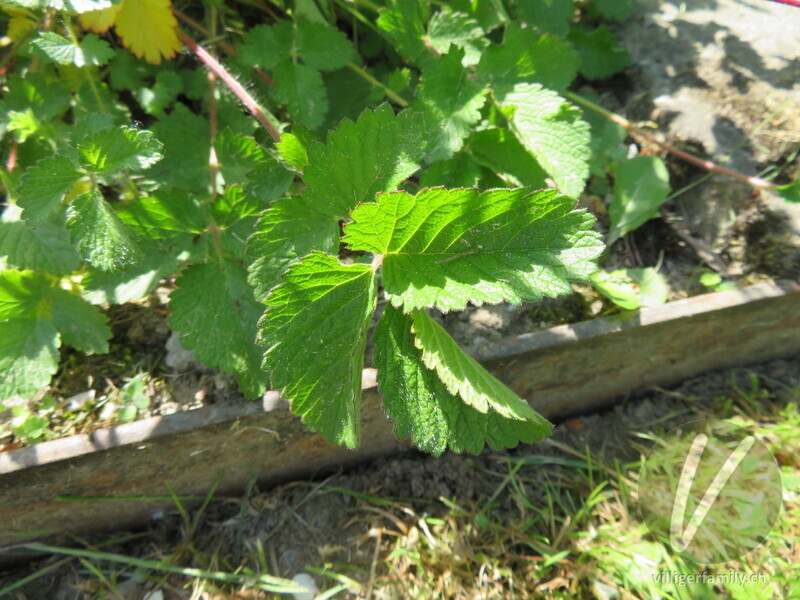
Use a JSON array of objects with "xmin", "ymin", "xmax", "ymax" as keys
[
  {"xmin": 114, "ymin": 0, "xmax": 181, "ymax": 65},
  {"xmin": 374, "ymin": 305, "xmax": 551, "ymax": 455},
  {"xmin": 32, "ymin": 31, "xmax": 114, "ymax": 67},
  {"xmin": 0, "ymin": 270, "xmax": 111, "ymax": 400},
  {"xmin": 258, "ymin": 253, "xmax": 378, "ymax": 447},
  {"xmin": 78, "ymin": 126, "xmax": 163, "ymax": 173},
  {"xmin": 149, "ymin": 103, "xmax": 211, "ymax": 192},
  {"xmin": 567, "ymin": 26, "xmax": 630, "ymax": 80},
  {"xmin": 66, "ymin": 189, "xmax": 142, "ymax": 271},
  {"xmin": 516, "ymin": 0, "xmax": 574, "ymax": 36},
  {"xmin": 777, "ymin": 181, "xmax": 800, "ymax": 203},
  {"xmin": 415, "ymin": 47, "xmax": 487, "ymax": 162},
  {"xmin": 495, "ymin": 83, "xmax": 590, "ymax": 198},
  {"xmin": 593, "ymin": 0, "xmax": 636, "ymax": 22},
  {"xmin": 0, "ymin": 221, "xmax": 82, "ymax": 274},
  {"xmin": 466, "ymin": 128, "xmax": 548, "ymax": 188},
  {"xmin": 426, "ymin": 8, "xmax": 488, "ymax": 66},
  {"xmin": 246, "ymin": 197, "xmax": 340, "ymax": 301},
  {"xmin": 169, "ymin": 259, "xmax": 268, "ymax": 397},
  {"xmin": 477, "ymin": 24, "xmax": 579, "ymax": 91},
  {"xmin": 377, "ymin": 0, "xmax": 430, "ymax": 64},
  {"xmin": 344, "ymin": 187, "xmax": 603, "ymax": 312},
  {"xmin": 272, "ymin": 61, "xmax": 328, "ymax": 130},
  {"xmin": 17, "ymin": 153, "xmax": 83, "ymax": 224},
  {"xmin": 302, "ymin": 105, "xmax": 428, "ymax": 217},
  {"xmin": 418, "ymin": 152, "xmax": 482, "ymax": 188},
  {"xmin": 608, "ymin": 156, "xmax": 670, "ymax": 244},
  {"xmin": 411, "ymin": 309, "xmax": 542, "ymax": 421}
]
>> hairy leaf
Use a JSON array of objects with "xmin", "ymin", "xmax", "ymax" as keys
[
  {"xmin": 272, "ymin": 61, "xmax": 328, "ymax": 130},
  {"xmin": 32, "ymin": 31, "xmax": 114, "ymax": 67},
  {"xmin": 149, "ymin": 104, "xmax": 211, "ymax": 192},
  {"xmin": 495, "ymin": 83, "xmax": 591, "ymax": 198},
  {"xmin": 467, "ymin": 128, "xmax": 548, "ymax": 188},
  {"xmin": 0, "ymin": 220, "xmax": 82, "ymax": 274},
  {"xmin": 374, "ymin": 305, "xmax": 551, "ymax": 455},
  {"xmin": 426, "ymin": 8, "xmax": 488, "ymax": 66},
  {"xmin": 377, "ymin": 0, "xmax": 430, "ymax": 64},
  {"xmin": 17, "ymin": 153, "xmax": 83, "ymax": 224},
  {"xmin": 78, "ymin": 126, "xmax": 163, "ymax": 173},
  {"xmin": 608, "ymin": 156, "xmax": 670, "ymax": 244},
  {"xmin": 169, "ymin": 259, "xmax": 269, "ymax": 397},
  {"xmin": 258, "ymin": 253, "xmax": 377, "ymax": 447},
  {"xmin": 568, "ymin": 26, "xmax": 630, "ymax": 80},
  {"xmin": 345, "ymin": 187, "xmax": 603, "ymax": 312},
  {"xmin": 416, "ymin": 47, "xmax": 487, "ymax": 162}
]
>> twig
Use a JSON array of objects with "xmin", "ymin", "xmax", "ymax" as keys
[
  {"xmin": 179, "ymin": 31, "xmax": 281, "ymax": 142},
  {"xmin": 564, "ymin": 91, "xmax": 779, "ymax": 191}
]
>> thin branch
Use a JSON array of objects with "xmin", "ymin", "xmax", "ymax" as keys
[
  {"xmin": 564, "ymin": 91, "xmax": 778, "ymax": 191},
  {"xmin": 179, "ymin": 31, "xmax": 281, "ymax": 142},
  {"xmin": 347, "ymin": 62, "xmax": 409, "ymax": 107}
]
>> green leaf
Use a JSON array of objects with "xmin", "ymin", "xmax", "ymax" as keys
[
  {"xmin": 247, "ymin": 197, "xmax": 340, "ymax": 300},
  {"xmin": 516, "ymin": 0, "xmax": 574, "ymax": 36},
  {"xmin": 32, "ymin": 32, "xmax": 114, "ymax": 67},
  {"xmin": 78, "ymin": 126, "xmax": 163, "ymax": 173},
  {"xmin": 149, "ymin": 103, "xmax": 210, "ymax": 193},
  {"xmin": 302, "ymin": 105, "xmax": 428, "ymax": 218},
  {"xmin": 777, "ymin": 181, "xmax": 800, "ymax": 203},
  {"xmin": 272, "ymin": 61, "xmax": 328, "ymax": 130},
  {"xmin": 426, "ymin": 8, "xmax": 488, "ymax": 67},
  {"xmin": 0, "ymin": 318, "xmax": 60, "ymax": 401},
  {"xmin": 277, "ymin": 132, "xmax": 310, "ymax": 171},
  {"xmin": 169, "ymin": 259, "xmax": 269, "ymax": 398},
  {"xmin": 212, "ymin": 186, "xmax": 263, "ymax": 260},
  {"xmin": 411, "ymin": 309, "xmax": 545, "ymax": 422},
  {"xmin": 477, "ymin": 24, "xmax": 579, "ymax": 90},
  {"xmin": 295, "ymin": 20, "xmax": 355, "ymax": 70},
  {"xmin": 591, "ymin": 267, "xmax": 668, "ymax": 310},
  {"xmin": 608, "ymin": 156, "xmax": 670, "ymax": 244},
  {"xmin": 415, "ymin": 47, "xmax": 487, "ymax": 162},
  {"xmin": 377, "ymin": 0, "xmax": 430, "ymax": 64},
  {"xmin": 593, "ymin": 0, "xmax": 636, "ymax": 22},
  {"xmin": 244, "ymin": 160, "xmax": 295, "ymax": 204},
  {"xmin": 344, "ymin": 187, "xmax": 603, "ymax": 312},
  {"xmin": 0, "ymin": 220, "xmax": 82, "ymax": 275},
  {"xmin": 239, "ymin": 22, "xmax": 292, "ymax": 69},
  {"xmin": 17, "ymin": 153, "xmax": 83, "ymax": 224},
  {"xmin": 374, "ymin": 305, "xmax": 551, "ymax": 455},
  {"xmin": 567, "ymin": 26, "xmax": 631, "ymax": 80},
  {"xmin": 0, "ymin": 74, "xmax": 69, "ymax": 124},
  {"xmin": 449, "ymin": 0, "xmax": 509, "ymax": 32},
  {"xmin": 495, "ymin": 83, "xmax": 591, "ymax": 198},
  {"xmin": 120, "ymin": 189, "xmax": 210, "ymax": 240},
  {"xmin": 66, "ymin": 189, "xmax": 142, "ymax": 271},
  {"xmin": 419, "ymin": 152, "xmax": 482, "ymax": 188},
  {"xmin": 81, "ymin": 247, "xmax": 182, "ymax": 304},
  {"xmin": 215, "ymin": 130, "xmax": 268, "ymax": 186},
  {"xmin": 467, "ymin": 128, "xmax": 548, "ymax": 188},
  {"xmin": 48, "ymin": 286, "xmax": 112, "ymax": 353},
  {"xmin": 258, "ymin": 253, "xmax": 378, "ymax": 447}
]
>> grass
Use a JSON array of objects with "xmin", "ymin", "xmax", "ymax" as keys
[{"xmin": 2, "ymin": 369, "xmax": 799, "ymax": 599}]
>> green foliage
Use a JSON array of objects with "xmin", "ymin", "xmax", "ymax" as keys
[
  {"xmin": 2, "ymin": 0, "xmax": 681, "ymax": 454},
  {"xmin": 591, "ymin": 267, "xmax": 669, "ymax": 310},
  {"xmin": 608, "ymin": 156, "xmax": 671, "ymax": 244}
]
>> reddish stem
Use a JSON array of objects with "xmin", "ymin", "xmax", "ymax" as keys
[
  {"xmin": 766, "ymin": 0, "xmax": 800, "ymax": 7},
  {"xmin": 180, "ymin": 31, "xmax": 281, "ymax": 142}
]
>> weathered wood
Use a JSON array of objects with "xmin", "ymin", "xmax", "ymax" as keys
[{"xmin": 1, "ymin": 282, "xmax": 798, "ymax": 558}]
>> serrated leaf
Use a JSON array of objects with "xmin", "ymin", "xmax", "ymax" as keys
[
  {"xmin": 169, "ymin": 259, "xmax": 268, "ymax": 397},
  {"xmin": 258, "ymin": 253, "xmax": 377, "ymax": 447},
  {"xmin": 120, "ymin": 189, "xmax": 209, "ymax": 240},
  {"xmin": 416, "ymin": 47, "xmax": 487, "ymax": 162},
  {"xmin": 516, "ymin": 0, "xmax": 574, "ymax": 36},
  {"xmin": 0, "ymin": 221, "xmax": 82, "ymax": 274},
  {"xmin": 374, "ymin": 305, "xmax": 551, "ymax": 455},
  {"xmin": 0, "ymin": 74, "xmax": 69, "ymax": 124},
  {"xmin": 212, "ymin": 186, "xmax": 262, "ymax": 260},
  {"xmin": 78, "ymin": 126, "xmax": 163, "ymax": 173},
  {"xmin": 377, "ymin": 0, "xmax": 430, "ymax": 64},
  {"xmin": 450, "ymin": 0, "xmax": 509, "ymax": 32},
  {"xmin": 244, "ymin": 160, "xmax": 295, "ymax": 204},
  {"xmin": 477, "ymin": 23, "xmax": 579, "ymax": 90},
  {"xmin": 608, "ymin": 156, "xmax": 670, "ymax": 244},
  {"xmin": 344, "ymin": 187, "xmax": 603, "ymax": 312},
  {"xmin": 272, "ymin": 61, "xmax": 328, "ymax": 130},
  {"xmin": 467, "ymin": 128, "xmax": 548, "ymax": 188},
  {"xmin": 418, "ymin": 152, "xmax": 482, "ymax": 188},
  {"xmin": 32, "ymin": 31, "xmax": 114, "ymax": 67},
  {"xmin": 302, "ymin": 105, "xmax": 428, "ymax": 217},
  {"xmin": 239, "ymin": 22, "xmax": 292, "ymax": 69},
  {"xmin": 114, "ymin": 0, "xmax": 181, "ymax": 65},
  {"xmin": 295, "ymin": 20, "xmax": 355, "ymax": 70},
  {"xmin": 593, "ymin": 0, "xmax": 636, "ymax": 22},
  {"xmin": 277, "ymin": 132, "xmax": 310, "ymax": 171},
  {"xmin": 149, "ymin": 103, "xmax": 210, "ymax": 192},
  {"xmin": 66, "ymin": 189, "xmax": 142, "ymax": 271},
  {"xmin": 567, "ymin": 26, "xmax": 630, "ymax": 80},
  {"xmin": 247, "ymin": 196, "xmax": 340, "ymax": 301},
  {"xmin": 0, "ymin": 318, "xmax": 60, "ymax": 400},
  {"xmin": 411, "ymin": 309, "xmax": 542, "ymax": 421},
  {"xmin": 48, "ymin": 286, "xmax": 111, "ymax": 353},
  {"xmin": 17, "ymin": 153, "xmax": 83, "ymax": 224},
  {"xmin": 214, "ymin": 130, "xmax": 268, "ymax": 186},
  {"xmin": 778, "ymin": 182, "xmax": 800, "ymax": 203},
  {"xmin": 495, "ymin": 83, "xmax": 591, "ymax": 198},
  {"xmin": 426, "ymin": 8, "xmax": 488, "ymax": 66}
]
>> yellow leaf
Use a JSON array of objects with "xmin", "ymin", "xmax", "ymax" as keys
[
  {"xmin": 7, "ymin": 14, "xmax": 37, "ymax": 41},
  {"xmin": 79, "ymin": 5, "xmax": 122, "ymax": 33},
  {"xmin": 114, "ymin": 0, "xmax": 181, "ymax": 65}
]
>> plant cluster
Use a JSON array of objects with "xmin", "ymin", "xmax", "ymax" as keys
[{"xmin": 1, "ymin": 0, "xmax": 796, "ymax": 453}]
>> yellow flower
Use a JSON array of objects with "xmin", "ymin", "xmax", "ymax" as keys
[{"xmin": 78, "ymin": 0, "xmax": 181, "ymax": 65}]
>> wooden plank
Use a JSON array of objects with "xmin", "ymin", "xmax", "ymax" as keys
[{"xmin": 1, "ymin": 281, "xmax": 798, "ymax": 557}]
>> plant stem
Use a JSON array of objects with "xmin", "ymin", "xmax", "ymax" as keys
[
  {"xmin": 564, "ymin": 91, "xmax": 778, "ymax": 191},
  {"xmin": 766, "ymin": 0, "xmax": 800, "ymax": 7},
  {"xmin": 347, "ymin": 62, "xmax": 409, "ymax": 107},
  {"xmin": 179, "ymin": 31, "xmax": 281, "ymax": 142}
]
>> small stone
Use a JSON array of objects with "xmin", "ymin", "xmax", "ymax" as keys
[{"xmin": 165, "ymin": 332, "xmax": 197, "ymax": 371}]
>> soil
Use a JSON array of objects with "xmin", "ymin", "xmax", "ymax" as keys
[{"xmin": 4, "ymin": 353, "xmax": 798, "ymax": 598}]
